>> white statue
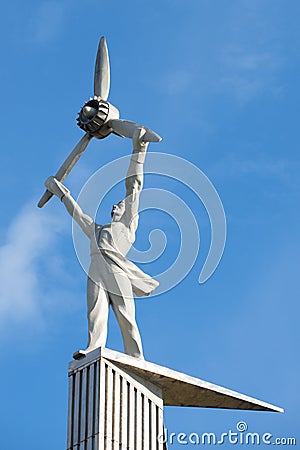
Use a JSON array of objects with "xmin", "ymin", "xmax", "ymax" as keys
[{"xmin": 45, "ymin": 128, "xmax": 158, "ymax": 360}]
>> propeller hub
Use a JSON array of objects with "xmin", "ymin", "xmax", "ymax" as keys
[
  {"xmin": 82, "ymin": 105, "xmax": 98, "ymax": 120},
  {"xmin": 77, "ymin": 97, "xmax": 110, "ymax": 138}
]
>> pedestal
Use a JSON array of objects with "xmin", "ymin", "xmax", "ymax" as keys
[{"xmin": 67, "ymin": 347, "xmax": 283, "ymax": 450}]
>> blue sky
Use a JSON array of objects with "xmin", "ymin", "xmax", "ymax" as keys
[{"xmin": 0, "ymin": 0, "xmax": 299, "ymax": 448}]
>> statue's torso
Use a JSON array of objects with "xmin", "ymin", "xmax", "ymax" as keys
[{"xmin": 91, "ymin": 221, "xmax": 134, "ymax": 258}]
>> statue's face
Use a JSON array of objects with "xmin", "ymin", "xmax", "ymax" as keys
[{"xmin": 111, "ymin": 200, "xmax": 125, "ymax": 221}]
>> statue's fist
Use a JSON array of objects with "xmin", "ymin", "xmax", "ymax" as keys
[
  {"xmin": 45, "ymin": 176, "xmax": 70, "ymax": 200},
  {"xmin": 133, "ymin": 127, "xmax": 149, "ymax": 152}
]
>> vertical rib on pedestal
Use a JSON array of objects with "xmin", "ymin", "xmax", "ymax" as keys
[{"xmin": 67, "ymin": 352, "xmax": 164, "ymax": 450}]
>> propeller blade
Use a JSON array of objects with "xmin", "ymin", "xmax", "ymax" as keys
[
  {"xmin": 38, "ymin": 133, "xmax": 93, "ymax": 208},
  {"xmin": 108, "ymin": 119, "xmax": 162, "ymax": 143},
  {"xmin": 94, "ymin": 36, "xmax": 110, "ymax": 100}
]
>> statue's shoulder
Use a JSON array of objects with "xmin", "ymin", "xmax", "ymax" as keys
[{"xmin": 94, "ymin": 223, "xmax": 103, "ymax": 237}]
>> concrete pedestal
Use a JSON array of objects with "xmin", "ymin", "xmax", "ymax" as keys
[{"xmin": 67, "ymin": 348, "xmax": 282, "ymax": 450}]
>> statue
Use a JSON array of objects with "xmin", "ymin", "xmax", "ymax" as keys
[
  {"xmin": 38, "ymin": 36, "xmax": 162, "ymax": 359},
  {"xmin": 45, "ymin": 128, "xmax": 159, "ymax": 359}
]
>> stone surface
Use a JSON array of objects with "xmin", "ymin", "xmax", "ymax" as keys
[
  {"xmin": 68, "ymin": 347, "xmax": 165, "ymax": 450},
  {"xmin": 70, "ymin": 347, "xmax": 283, "ymax": 413}
]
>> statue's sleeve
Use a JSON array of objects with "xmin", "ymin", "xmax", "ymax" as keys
[
  {"xmin": 62, "ymin": 193, "xmax": 94, "ymax": 238},
  {"xmin": 121, "ymin": 151, "xmax": 146, "ymax": 232}
]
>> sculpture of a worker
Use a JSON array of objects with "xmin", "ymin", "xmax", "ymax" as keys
[{"xmin": 45, "ymin": 128, "xmax": 159, "ymax": 360}]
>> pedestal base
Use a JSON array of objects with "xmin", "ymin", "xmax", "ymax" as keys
[{"xmin": 67, "ymin": 347, "xmax": 283, "ymax": 450}]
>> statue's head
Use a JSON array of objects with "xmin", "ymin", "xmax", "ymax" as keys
[{"xmin": 111, "ymin": 200, "xmax": 125, "ymax": 221}]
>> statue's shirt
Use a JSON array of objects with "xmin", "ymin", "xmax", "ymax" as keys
[
  {"xmin": 88, "ymin": 219, "xmax": 158, "ymax": 297},
  {"xmin": 96, "ymin": 222, "xmax": 132, "ymax": 257}
]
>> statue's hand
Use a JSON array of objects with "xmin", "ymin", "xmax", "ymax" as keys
[
  {"xmin": 133, "ymin": 127, "xmax": 149, "ymax": 153},
  {"xmin": 45, "ymin": 176, "xmax": 70, "ymax": 200}
]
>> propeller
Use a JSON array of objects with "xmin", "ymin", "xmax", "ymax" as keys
[
  {"xmin": 94, "ymin": 36, "xmax": 110, "ymax": 100},
  {"xmin": 38, "ymin": 36, "xmax": 161, "ymax": 208},
  {"xmin": 38, "ymin": 133, "xmax": 92, "ymax": 208}
]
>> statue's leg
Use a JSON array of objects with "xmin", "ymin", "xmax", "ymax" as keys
[
  {"xmin": 108, "ymin": 272, "xmax": 144, "ymax": 359},
  {"xmin": 86, "ymin": 276, "xmax": 110, "ymax": 351}
]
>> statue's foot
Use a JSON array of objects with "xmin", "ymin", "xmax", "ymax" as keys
[
  {"xmin": 73, "ymin": 346, "xmax": 100, "ymax": 360},
  {"xmin": 127, "ymin": 352, "xmax": 144, "ymax": 360},
  {"xmin": 73, "ymin": 349, "xmax": 87, "ymax": 360}
]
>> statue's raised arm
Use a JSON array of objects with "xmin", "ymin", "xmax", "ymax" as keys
[{"xmin": 119, "ymin": 128, "xmax": 149, "ymax": 235}]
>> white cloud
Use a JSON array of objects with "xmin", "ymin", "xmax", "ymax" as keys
[
  {"xmin": 164, "ymin": 69, "xmax": 194, "ymax": 95},
  {"xmin": 221, "ymin": 46, "xmax": 281, "ymax": 72},
  {"xmin": 219, "ymin": 45, "xmax": 284, "ymax": 102},
  {"xmin": 210, "ymin": 154, "xmax": 300, "ymax": 190},
  {"xmin": 0, "ymin": 203, "xmax": 66, "ymax": 328}
]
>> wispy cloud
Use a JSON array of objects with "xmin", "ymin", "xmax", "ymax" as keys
[
  {"xmin": 28, "ymin": 1, "xmax": 65, "ymax": 44},
  {"xmin": 221, "ymin": 46, "xmax": 281, "ymax": 72},
  {"xmin": 219, "ymin": 45, "xmax": 284, "ymax": 102},
  {"xmin": 210, "ymin": 153, "xmax": 300, "ymax": 188},
  {"xmin": 0, "ymin": 202, "xmax": 68, "ymax": 330},
  {"xmin": 164, "ymin": 69, "xmax": 194, "ymax": 95}
]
